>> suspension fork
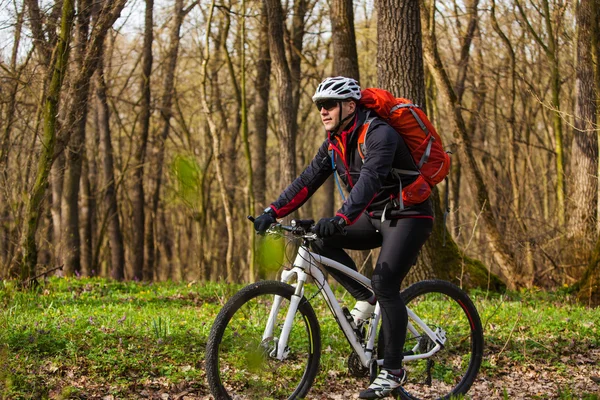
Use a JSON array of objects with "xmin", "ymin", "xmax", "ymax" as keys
[{"xmin": 262, "ymin": 268, "xmax": 307, "ymax": 360}]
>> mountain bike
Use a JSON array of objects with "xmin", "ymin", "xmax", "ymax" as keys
[{"xmin": 205, "ymin": 219, "xmax": 484, "ymax": 400}]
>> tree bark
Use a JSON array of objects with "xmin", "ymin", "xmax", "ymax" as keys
[
  {"xmin": 595, "ymin": 0, "xmax": 600, "ymax": 235},
  {"xmin": 0, "ymin": 2, "xmax": 26, "ymax": 172},
  {"xmin": 578, "ymin": 235, "xmax": 600, "ymax": 307},
  {"xmin": 577, "ymin": 0, "xmax": 600, "ymax": 304},
  {"xmin": 376, "ymin": 0, "xmax": 425, "ymax": 104},
  {"xmin": 239, "ymin": 0, "xmax": 256, "ymax": 282},
  {"xmin": 264, "ymin": 0, "xmax": 297, "ymax": 187},
  {"xmin": 131, "ymin": 0, "xmax": 154, "ymax": 281},
  {"xmin": 0, "ymin": 2, "xmax": 26, "ymax": 272},
  {"xmin": 592, "ymin": 0, "xmax": 600, "ymax": 234},
  {"xmin": 79, "ymin": 148, "xmax": 94, "ymax": 276},
  {"xmin": 97, "ymin": 58, "xmax": 125, "ymax": 281},
  {"xmin": 289, "ymin": 0, "xmax": 307, "ymax": 132},
  {"xmin": 331, "ymin": 0, "xmax": 360, "ymax": 81},
  {"xmin": 568, "ymin": 0, "xmax": 598, "ymax": 245},
  {"xmin": 25, "ymin": 0, "xmax": 52, "ymax": 63},
  {"xmin": 252, "ymin": 4, "xmax": 271, "ymax": 211}
]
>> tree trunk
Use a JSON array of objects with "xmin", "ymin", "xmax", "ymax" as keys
[
  {"xmin": 421, "ymin": 0, "xmax": 520, "ymax": 289},
  {"xmin": 331, "ymin": 0, "xmax": 360, "ymax": 81},
  {"xmin": 577, "ymin": 0, "xmax": 600, "ymax": 304},
  {"xmin": 252, "ymin": 4, "xmax": 270, "ymax": 211},
  {"xmin": 218, "ymin": 8, "xmax": 240, "ymax": 204},
  {"xmin": 131, "ymin": 0, "xmax": 153, "ymax": 281},
  {"xmin": 1, "ymin": 3, "xmax": 26, "ymax": 272},
  {"xmin": 568, "ymin": 0, "xmax": 598, "ymax": 247},
  {"xmin": 17, "ymin": 0, "xmax": 76, "ymax": 282},
  {"xmin": 201, "ymin": 0, "xmax": 236, "ymax": 282},
  {"xmin": 578, "ymin": 235, "xmax": 600, "ymax": 307},
  {"xmin": 594, "ymin": 0, "xmax": 600, "ymax": 235},
  {"xmin": 25, "ymin": 0, "xmax": 52, "ymax": 63},
  {"xmin": 593, "ymin": 0, "xmax": 600, "ymax": 236},
  {"xmin": 290, "ymin": 0, "xmax": 307, "ymax": 131},
  {"xmin": 264, "ymin": 0, "xmax": 297, "ymax": 187},
  {"xmin": 50, "ymin": 154, "xmax": 64, "ymax": 267},
  {"xmin": 79, "ymin": 149, "xmax": 94, "ymax": 276},
  {"xmin": 97, "ymin": 58, "xmax": 125, "ymax": 281},
  {"xmin": 0, "ymin": 3, "xmax": 26, "ymax": 172},
  {"xmin": 239, "ymin": 0, "xmax": 256, "ymax": 282},
  {"xmin": 61, "ymin": 0, "xmax": 93, "ymax": 277},
  {"xmin": 453, "ymin": 0, "xmax": 479, "ymax": 104},
  {"xmin": 145, "ymin": 0, "xmax": 193, "ymax": 280},
  {"xmin": 376, "ymin": 0, "xmax": 425, "ymax": 104}
]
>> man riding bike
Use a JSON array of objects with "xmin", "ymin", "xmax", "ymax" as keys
[{"xmin": 253, "ymin": 76, "xmax": 433, "ymax": 399}]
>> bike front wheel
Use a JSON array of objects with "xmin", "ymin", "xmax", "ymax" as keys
[
  {"xmin": 397, "ymin": 279, "xmax": 484, "ymax": 400},
  {"xmin": 206, "ymin": 280, "xmax": 321, "ymax": 400}
]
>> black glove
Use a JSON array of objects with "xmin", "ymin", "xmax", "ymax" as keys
[
  {"xmin": 313, "ymin": 216, "xmax": 347, "ymax": 238},
  {"xmin": 254, "ymin": 208, "xmax": 277, "ymax": 233}
]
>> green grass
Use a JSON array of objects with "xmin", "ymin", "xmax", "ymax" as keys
[{"xmin": 0, "ymin": 278, "xmax": 599, "ymax": 399}]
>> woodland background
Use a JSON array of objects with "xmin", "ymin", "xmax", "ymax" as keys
[{"xmin": 0, "ymin": 0, "xmax": 599, "ymax": 304}]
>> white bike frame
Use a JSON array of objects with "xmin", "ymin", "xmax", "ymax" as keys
[{"xmin": 262, "ymin": 243, "xmax": 447, "ymax": 367}]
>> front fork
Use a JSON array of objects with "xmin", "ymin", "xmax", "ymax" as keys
[{"xmin": 262, "ymin": 268, "xmax": 307, "ymax": 361}]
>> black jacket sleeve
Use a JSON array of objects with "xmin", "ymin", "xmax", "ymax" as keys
[
  {"xmin": 336, "ymin": 121, "xmax": 399, "ymax": 224},
  {"xmin": 270, "ymin": 139, "xmax": 333, "ymax": 218}
]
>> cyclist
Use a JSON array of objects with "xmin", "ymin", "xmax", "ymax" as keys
[{"xmin": 253, "ymin": 76, "xmax": 433, "ymax": 399}]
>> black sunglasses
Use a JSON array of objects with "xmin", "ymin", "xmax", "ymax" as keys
[{"xmin": 315, "ymin": 99, "xmax": 340, "ymax": 111}]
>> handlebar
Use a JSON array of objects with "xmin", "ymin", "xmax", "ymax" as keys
[{"xmin": 247, "ymin": 215, "xmax": 318, "ymax": 239}]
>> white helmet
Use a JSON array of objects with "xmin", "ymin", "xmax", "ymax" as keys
[{"xmin": 312, "ymin": 76, "xmax": 361, "ymax": 102}]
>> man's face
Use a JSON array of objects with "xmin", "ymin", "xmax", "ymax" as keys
[{"xmin": 316, "ymin": 99, "xmax": 356, "ymax": 132}]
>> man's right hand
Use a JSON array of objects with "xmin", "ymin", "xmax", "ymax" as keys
[{"xmin": 254, "ymin": 208, "xmax": 277, "ymax": 233}]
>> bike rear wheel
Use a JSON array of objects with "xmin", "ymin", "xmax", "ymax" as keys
[
  {"xmin": 206, "ymin": 280, "xmax": 321, "ymax": 400},
  {"xmin": 396, "ymin": 280, "xmax": 484, "ymax": 400}
]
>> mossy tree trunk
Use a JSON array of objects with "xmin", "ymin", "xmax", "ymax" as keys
[{"xmin": 18, "ymin": 0, "xmax": 76, "ymax": 283}]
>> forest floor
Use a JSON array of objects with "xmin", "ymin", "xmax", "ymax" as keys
[{"xmin": 1, "ymin": 278, "xmax": 599, "ymax": 399}]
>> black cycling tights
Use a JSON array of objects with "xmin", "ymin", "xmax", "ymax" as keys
[{"xmin": 311, "ymin": 213, "xmax": 433, "ymax": 370}]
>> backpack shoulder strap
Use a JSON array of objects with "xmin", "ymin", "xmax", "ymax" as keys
[{"xmin": 357, "ymin": 111, "xmax": 376, "ymax": 161}]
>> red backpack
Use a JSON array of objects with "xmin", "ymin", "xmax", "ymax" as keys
[{"xmin": 358, "ymin": 88, "xmax": 451, "ymax": 208}]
